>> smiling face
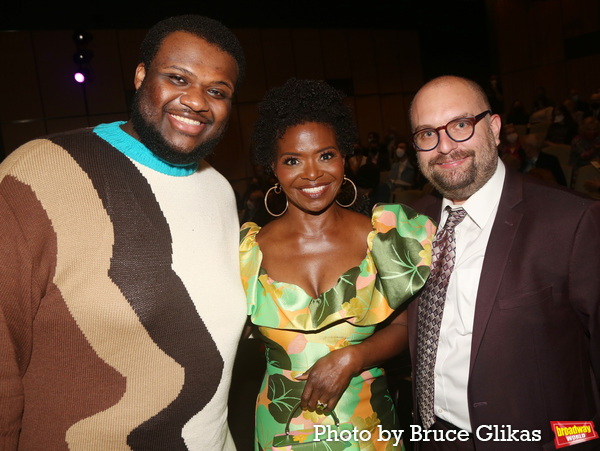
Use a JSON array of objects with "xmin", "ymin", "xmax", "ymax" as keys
[
  {"xmin": 411, "ymin": 77, "xmax": 501, "ymax": 203},
  {"xmin": 130, "ymin": 31, "xmax": 238, "ymax": 165},
  {"xmin": 273, "ymin": 122, "xmax": 345, "ymax": 215}
]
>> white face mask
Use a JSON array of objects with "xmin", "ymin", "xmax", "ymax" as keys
[
  {"xmin": 506, "ymin": 132, "xmax": 519, "ymax": 144},
  {"xmin": 396, "ymin": 148, "xmax": 406, "ymax": 158},
  {"xmin": 554, "ymin": 114, "xmax": 565, "ymax": 123}
]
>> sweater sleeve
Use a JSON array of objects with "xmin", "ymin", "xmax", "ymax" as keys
[
  {"xmin": 0, "ymin": 144, "xmax": 59, "ymax": 449},
  {"xmin": 0, "ymin": 187, "xmax": 32, "ymax": 450}
]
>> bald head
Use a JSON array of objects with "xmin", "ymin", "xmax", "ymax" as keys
[{"xmin": 410, "ymin": 76, "xmax": 492, "ymax": 129}]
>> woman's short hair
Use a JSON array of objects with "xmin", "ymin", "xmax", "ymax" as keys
[{"xmin": 251, "ymin": 78, "xmax": 358, "ymax": 171}]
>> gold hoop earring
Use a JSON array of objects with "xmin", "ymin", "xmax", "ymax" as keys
[
  {"xmin": 336, "ymin": 176, "xmax": 358, "ymax": 208},
  {"xmin": 264, "ymin": 183, "xmax": 288, "ymax": 217}
]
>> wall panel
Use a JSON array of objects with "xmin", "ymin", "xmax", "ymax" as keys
[
  {"xmin": 380, "ymin": 94, "xmax": 410, "ymax": 139},
  {"xmin": 32, "ymin": 31, "xmax": 87, "ymax": 119},
  {"xmin": 321, "ymin": 29, "xmax": 351, "ymax": 81},
  {"xmin": 0, "ymin": 32, "xmax": 43, "ymax": 122},
  {"xmin": 494, "ymin": 0, "xmax": 530, "ymax": 73},
  {"xmin": 348, "ymin": 30, "xmax": 378, "ymax": 95},
  {"xmin": 210, "ymin": 105, "xmax": 248, "ymax": 183},
  {"xmin": 527, "ymin": 0, "xmax": 563, "ymax": 67},
  {"xmin": 1, "ymin": 121, "xmax": 47, "ymax": 155},
  {"xmin": 565, "ymin": 54, "xmax": 600, "ymax": 96},
  {"xmin": 46, "ymin": 117, "xmax": 91, "ymax": 134},
  {"xmin": 353, "ymin": 95, "xmax": 383, "ymax": 146},
  {"xmin": 84, "ymin": 30, "xmax": 128, "ymax": 116},
  {"xmin": 292, "ymin": 29, "xmax": 325, "ymax": 80},
  {"xmin": 492, "ymin": 0, "xmax": 599, "ymax": 114},
  {"xmin": 373, "ymin": 30, "xmax": 403, "ymax": 94},
  {"xmin": 234, "ymin": 28, "xmax": 268, "ymax": 103},
  {"xmin": 396, "ymin": 30, "xmax": 423, "ymax": 93},
  {"xmin": 260, "ymin": 29, "xmax": 295, "ymax": 89}
]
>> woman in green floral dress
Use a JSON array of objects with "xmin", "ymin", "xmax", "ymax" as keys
[{"xmin": 240, "ymin": 79, "xmax": 434, "ymax": 450}]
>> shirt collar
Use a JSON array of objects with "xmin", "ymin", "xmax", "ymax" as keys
[
  {"xmin": 93, "ymin": 121, "xmax": 199, "ymax": 176},
  {"xmin": 441, "ymin": 159, "xmax": 505, "ymax": 229}
]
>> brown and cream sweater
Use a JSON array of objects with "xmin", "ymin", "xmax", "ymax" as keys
[{"xmin": 0, "ymin": 122, "xmax": 247, "ymax": 450}]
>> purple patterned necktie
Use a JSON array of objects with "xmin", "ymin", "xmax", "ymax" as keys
[{"xmin": 416, "ymin": 206, "xmax": 468, "ymax": 429}]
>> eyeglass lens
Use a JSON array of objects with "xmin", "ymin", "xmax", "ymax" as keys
[
  {"xmin": 413, "ymin": 111, "xmax": 491, "ymax": 151},
  {"xmin": 414, "ymin": 118, "xmax": 475, "ymax": 151}
]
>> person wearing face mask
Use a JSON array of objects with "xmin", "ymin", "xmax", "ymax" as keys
[{"xmin": 388, "ymin": 140, "xmax": 416, "ymax": 190}]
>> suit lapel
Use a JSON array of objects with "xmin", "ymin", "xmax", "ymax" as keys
[{"xmin": 469, "ymin": 169, "xmax": 523, "ymax": 373}]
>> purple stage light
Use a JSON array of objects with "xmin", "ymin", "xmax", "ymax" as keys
[{"xmin": 74, "ymin": 72, "xmax": 85, "ymax": 83}]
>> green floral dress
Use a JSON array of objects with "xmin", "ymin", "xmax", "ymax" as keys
[{"xmin": 239, "ymin": 204, "xmax": 435, "ymax": 451}]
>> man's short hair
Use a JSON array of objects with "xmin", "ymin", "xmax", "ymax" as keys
[{"xmin": 138, "ymin": 14, "xmax": 246, "ymax": 89}]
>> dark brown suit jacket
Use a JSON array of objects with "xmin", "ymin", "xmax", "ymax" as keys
[{"xmin": 407, "ymin": 168, "xmax": 600, "ymax": 450}]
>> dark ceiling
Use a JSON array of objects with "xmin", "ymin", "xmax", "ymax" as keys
[
  {"xmin": 1, "ymin": 1, "xmax": 482, "ymax": 31},
  {"xmin": 1, "ymin": 0, "xmax": 493, "ymax": 81}
]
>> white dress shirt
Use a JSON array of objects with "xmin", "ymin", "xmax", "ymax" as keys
[{"xmin": 433, "ymin": 160, "xmax": 506, "ymax": 431}]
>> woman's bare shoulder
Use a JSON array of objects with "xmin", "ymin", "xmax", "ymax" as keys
[{"xmin": 342, "ymin": 209, "xmax": 373, "ymax": 235}]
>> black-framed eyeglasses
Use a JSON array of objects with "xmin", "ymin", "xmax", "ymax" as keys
[{"xmin": 411, "ymin": 110, "xmax": 492, "ymax": 152}]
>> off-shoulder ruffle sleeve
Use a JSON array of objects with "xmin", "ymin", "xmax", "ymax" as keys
[
  {"xmin": 239, "ymin": 206, "xmax": 435, "ymax": 331},
  {"xmin": 369, "ymin": 203, "xmax": 435, "ymax": 309}
]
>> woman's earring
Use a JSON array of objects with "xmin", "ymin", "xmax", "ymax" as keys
[
  {"xmin": 336, "ymin": 176, "xmax": 358, "ymax": 208},
  {"xmin": 264, "ymin": 183, "xmax": 288, "ymax": 217}
]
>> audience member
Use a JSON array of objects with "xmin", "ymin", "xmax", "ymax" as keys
[
  {"xmin": 346, "ymin": 142, "xmax": 369, "ymax": 179},
  {"xmin": 0, "ymin": 15, "xmax": 247, "ymax": 450},
  {"xmin": 506, "ymin": 100, "xmax": 529, "ymax": 126},
  {"xmin": 406, "ymin": 75, "xmax": 600, "ymax": 450},
  {"xmin": 569, "ymin": 88, "xmax": 591, "ymax": 118},
  {"xmin": 563, "ymin": 98, "xmax": 583, "ymax": 125},
  {"xmin": 570, "ymin": 116, "xmax": 600, "ymax": 169},
  {"xmin": 239, "ymin": 187, "xmax": 272, "ymax": 227},
  {"xmin": 544, "ymin": 103, "xmax": 578, "ymax": 146},
  {"xmin": 483, "ymin": 74, "xmax": 504, "ymax": 114},
  {"xmin": 366, "ymin": 131, "xmax": 391, "ymax": 172},
  {"xmin": 353, "ymin": 160, "xmax": 389, "ymax": 215},
  {"xmin": 388, "ymin": 140, "xmax": 416, "ymax": 190},
  {"xmin": 498, "ymin": 123, "xmax": 524, "ymax": 169},
  {"xmin": 533, "ymin": 86, "xmax": 554, "ymax": 111},
  {"xmin": 590, "ymin": 93, "xmax": 600, "ymax": 120},
  {"xmin": 584, "ymin": 178, "xmax": 600, "ymax": 196},
  {"xmin": 521, "ymin": 132, "xmax": 567, "ymax": 186},
  {"xmin": 384, "ymin": 128, "xmax": 401, "ymax": 154}
]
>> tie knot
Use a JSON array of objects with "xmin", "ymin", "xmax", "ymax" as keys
[{"xmin": 443, "ymin": 207, "xmax": 467, "ymax": 231}]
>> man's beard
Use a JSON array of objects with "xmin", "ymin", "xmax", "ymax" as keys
[
  {"xmin": 420, "ymin": 131, "xmax": 498, "ymax": 202},
  {"xmin": 130, "ymin": 88, "xmax": 227, "ymax": 166}
]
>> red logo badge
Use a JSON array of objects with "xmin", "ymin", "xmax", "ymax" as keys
[{"xmin": 551, "ymin": 421, "xmax": 598, "ymax": 448}]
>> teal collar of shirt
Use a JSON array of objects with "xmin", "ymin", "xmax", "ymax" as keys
[{"xmin": 94, "ymin": 121, "xmax": 199, "ymax": 176}]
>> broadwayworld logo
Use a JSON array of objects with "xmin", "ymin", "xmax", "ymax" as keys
[{"xmin": 551, "ymin": 421, "xmax": 598, "ymax": 448}]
